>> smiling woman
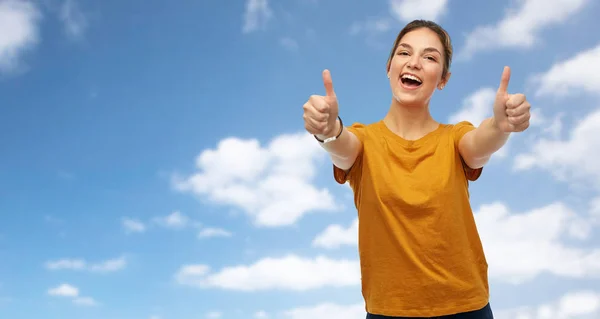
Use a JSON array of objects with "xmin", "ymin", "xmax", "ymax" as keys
[{"xmin": 301, "ymin": 19, "xmax": 533, "ymax": 318}]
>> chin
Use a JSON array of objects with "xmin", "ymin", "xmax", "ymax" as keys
[{"xmin": 392, "ymin": 90, "xmax": 426, "ymax": 107}]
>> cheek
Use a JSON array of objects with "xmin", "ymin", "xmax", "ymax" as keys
[{"xmin": 425, "ymin": 68, "xmax": 443, "ymax": 85}]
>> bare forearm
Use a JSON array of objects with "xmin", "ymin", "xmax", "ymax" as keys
[
  {"xmin": 316, "ymin": 120, "xmax": 361, "ymax": 170},
  {"xmin": 473, "ymin": 117, "xmax": 510, "ymax": 155},
  {"xmin": 460, "ymin": 117, "xmax": 510, "ymax": 168}
]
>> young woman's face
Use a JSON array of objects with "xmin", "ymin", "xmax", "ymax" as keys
[{"xmin": 387, "ymin": 27, "xmax": 449, "ymax": 107}]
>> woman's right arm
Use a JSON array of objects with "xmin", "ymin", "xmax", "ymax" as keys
[
  {"xmin": 304, "ymin": 69, "xmax": 363, "ymax": 171},
  {"xmin": 315, "ymin": 119, "xmax": 362, "ymax": 171}
]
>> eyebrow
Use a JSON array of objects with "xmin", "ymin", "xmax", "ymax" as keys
[{"xmin": 397, "ymin": 43, "xmax": 441, "ymax": 55}]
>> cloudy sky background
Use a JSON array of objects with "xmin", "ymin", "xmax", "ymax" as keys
[{"xmin": 1, "ymin": 0, "xmax": 600, "ymax": 318}]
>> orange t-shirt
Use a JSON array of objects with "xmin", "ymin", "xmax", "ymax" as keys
[{"xmin": 334, "ymin": 120, "xmax": 489, "ymax": 317}]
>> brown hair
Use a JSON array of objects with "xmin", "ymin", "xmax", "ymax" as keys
[{"xmin": 386, "ymin": 20, "xmax": 453, "ymax": 79}]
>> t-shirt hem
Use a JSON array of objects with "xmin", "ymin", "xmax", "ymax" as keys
[{"xmin": 366, "ymin": 296, "xmax": 489, "ymax": 317}]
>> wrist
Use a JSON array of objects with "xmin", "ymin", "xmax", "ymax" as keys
[{"xmin": 315, "ymin": 116, "xmax": 343, "ymax": 143}]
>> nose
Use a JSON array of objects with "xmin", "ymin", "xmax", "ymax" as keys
[{"xmin": 407, "ymin": 55, "xmax": 422, "ymax": 69}]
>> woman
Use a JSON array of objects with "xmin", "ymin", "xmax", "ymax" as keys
[{"xmin": 302, "ymin": 20, "xmax": 531, "ymax": 318}]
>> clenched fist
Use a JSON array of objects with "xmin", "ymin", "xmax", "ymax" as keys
[
  {"xmin": 303, "ymin": 69, "xmax": 340, "ymax": 140},
  {"xmin": 493, "ymin": 66, "xmax": 531, "ymax": 133}
]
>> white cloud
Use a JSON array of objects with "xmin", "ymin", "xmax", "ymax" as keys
[
  {"xmin": 513, "ymin": 108, "xmax": 600, "ymax": 188},
  {"xmin": 312, "ymin": 218, "xmax": 358, "ymax": 249},
  {"xmin": 59, "ymin": 0, "xmax": 87, "ymax": 39},
  {"xmin": 48, "ymin": 283, "xmax": 79, "ymax": 297},
  {"xmin": 448, "ymin": 88, "xmax": 495, "ymax": 126},
  {"xmin": 254, "ymin": 310, "xmax": 269, "ymax": 319},
  {"xmin": 45, "ymin": 258, "xmax": 86, "ymax": 270},
  {"xmin": 47, "ymin": 283, "xmax": 98, "ymax": 306},
  {"xmin": 0, "ymin": 0, "xmax": 41, "ymax": 73},
  {"xmin": 389, "ymin": 0, "xmax": 448, "ymax": 22},
  {"xmin": 530, "ymin": 43, "xmax": 600, "ymax": 98},
  {"xmin": 242, "ymin": 0, "xmax": 272, "ymax": 33},
  {"xmin": 282, "ymin": 302, "xmax": 365, "ymax": 319},
  {"xmin": 458, "ymin": 0, "xmax": 589, "ymax": 59},
  {"xmin": 174, "ymin": 255, "xmax": 359, "ymax": 291},
  {"xmin": 475, "ymin": 201, "xmax": 600, "ymax": 284},
  {"xmin": 495, "ymin": 290, "xmax": 600, "ymax": 319},
  {"xmin": 173, "ymin": 132, "xmax": 338, "ymax": 227},
  {"xmin": 152, "ymin": 211, "xmax": 190, "ymax": 229},
  {"xmin": 45, "ymin": 256, "xmax": 127, "ymax": 273},
  {"xmin": 122, "ymin": 218, "xmax": 146, "ymax": 233},
  {"xmin": 198, "ymin": 227, "xmax": 232, "ymax": 238}
]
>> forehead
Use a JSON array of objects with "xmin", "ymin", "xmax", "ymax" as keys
[{"xmin": 397, "ymin": 28, "xmax": 444, "ymax": 52}]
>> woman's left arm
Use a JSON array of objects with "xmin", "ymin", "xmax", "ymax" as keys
[{"xmin": 458, "ymin": 66, "xmax": 531, "ymax": 169}]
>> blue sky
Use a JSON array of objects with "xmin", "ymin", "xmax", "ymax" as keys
[{"xmin": 1, "ymin": 0, "xmax": 600, "ymax": 318}]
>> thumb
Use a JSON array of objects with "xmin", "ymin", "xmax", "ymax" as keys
[
  {"xmin": 322, "ymin": 69, "xmax": 336, "ymax": 98},
  {"xmin": 497, "ymin": 66, "xmax": 511, "ymax": 95}
]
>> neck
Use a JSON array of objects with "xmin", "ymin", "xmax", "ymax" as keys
[{"xmin": 383, "ymin": 98, "xmax": 439, "ymax": 140}]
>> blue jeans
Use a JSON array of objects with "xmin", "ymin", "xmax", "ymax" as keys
[{"xmin": 366, "ymin": 303, "xmax": 493, "ymax": 319}]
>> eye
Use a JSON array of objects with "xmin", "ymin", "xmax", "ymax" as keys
[
  {"xmin": 396, "ymin": 51, "xmax": 409, "ymax": 56},
  {"xmin": 425, "ymin": 56, "xmax": 437, "ymax": 61}
]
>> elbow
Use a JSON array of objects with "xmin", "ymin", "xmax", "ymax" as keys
[{"xmin": 463, "ymin": 155, "xmax": 489, "ymax": 170}]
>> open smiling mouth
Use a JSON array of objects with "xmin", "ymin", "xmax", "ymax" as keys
[{"xmin": 400, "ymin": 73, "xmax": 423, "ymax": 89}]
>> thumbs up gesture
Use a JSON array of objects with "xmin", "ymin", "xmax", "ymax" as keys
[
  {"xmin": 303, "ymin": 69, "xmax": 340, "ymax": 139},
  {"xmin": 493, "ymin": 66, "xmax": 531, "ymax": 133}
]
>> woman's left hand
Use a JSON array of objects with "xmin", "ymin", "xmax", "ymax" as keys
[{"xmin": 493, "ymin": 66, "xmax": 531, "ymax": 133}]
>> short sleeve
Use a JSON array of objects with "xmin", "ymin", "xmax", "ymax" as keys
[
  {"xmin": 452, "ymin": 121, "xmax": 483, "ymax": 182},
  {"xmin": 333, "ymin": 122, "xmax": 366, "ymax": 185}
]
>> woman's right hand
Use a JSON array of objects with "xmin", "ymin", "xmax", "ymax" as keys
[{"xmin": 303, "ymin": 69, "xmax": 340, "ymax": 140}]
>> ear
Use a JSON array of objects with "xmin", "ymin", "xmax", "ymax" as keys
[{"xmin": 438, "ymin": 71, "xmax": 451, "ymax": 90}]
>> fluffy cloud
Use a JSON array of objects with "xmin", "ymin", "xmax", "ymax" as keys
[
  {"xmin": 173, "ymin": 132, "xmax": 338, "ymax": 227},
  {"xmin": 174, "ymin": 255, "xmax": 359, "ymax": 291},
  {"xmin": 459, "ymin": 0, "xmax": 589, "ymax": 59},
  {"xmin": 389, "ymin": 0, "xmax": 448, "ymax": 22},
  {"xmin": 48, "ymin": 283, "xmax": 78, "ymax": 297},
  {"xmin": 0, "ymin": 0, "xmax": 41, "ymax": 73},
  {"xmin": 475, "ymin": 201, "xmax": 600, "ymax": 284},
  {"xmin": 152, "ymin": 211, "xmax": 191, "ymax": 229},
  {"xmin": 312, "ymin": 218, "xmax": 358, "ymax": 249},
  {"xmin": 282, "ymin": 302, "xmax": 365, "ymax": 319},
  {"xmin": 197, "ymin": 227, "xmax": 232, "ymax": 238},
  {"xmin": 514, "ymin": 108, "xmax": 600, "ymax": 188},
  {"xmin": 530, "ymin": 43, "xmax": 600, "ymax": 98},
  {"xmin": 448, "ymin": 88, "xmax": 495, "ymax": 126},
  {"xmin": 495, "ymin": 290, "xmax": 600, "ymax": 319},
  {"xmin": 122, "ymin": 217, "xmax": 146, "ymax": 233},
  {"xmin": 47, "ymin": 283, "xmax": 98, "ymax": 306},
  {"xmin": 45, "ymin": 256, "xmax": 127, "ymax": 273},
  {"xmin": 242, "ymin": 0, "xmax": 272, "ymax": 33},
  {"xmin": 514, "ymin": 44, "xmax": 600, "ymax": 186}
]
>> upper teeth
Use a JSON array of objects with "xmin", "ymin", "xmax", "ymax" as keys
[{"xmin": 402, "ymin": 74, "xmax": 422, "ymax": 83}]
